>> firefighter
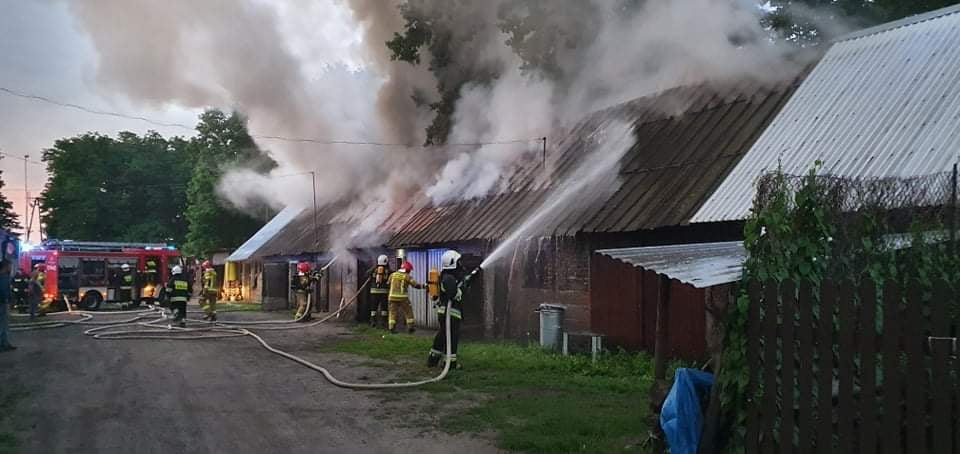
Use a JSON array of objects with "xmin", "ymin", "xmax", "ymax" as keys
[
  {"xmin": 120, "ymin": 263, "xmax": 137, "ymax": 307},
  {"xmin": 368, "ymin": 255, "xmax": 390, "ymax": 328},
  {"xmin": 292, "ymin": 261, "xmax": 320, "ymax": 322},
  {"xmin": 428, "ymin": 250, "xmax": 478, "ymax": 369},
  {"xmin": 11, "ymin": 270, "xmax": 27, "ymax": 313},
  {"xmin": 201, "ymin": 261, "xmax": 218, "ymax": 321},
  {"xmin": 28, "ymin": 264, "xmax": 45, "ymax": 319},
  {"xmin": 165, "ymin": 265, "xmax": 191, "ymax": 328},
  {"xmin": 387, "ymin": 261, "xmax": 425, "ymax": 334}
]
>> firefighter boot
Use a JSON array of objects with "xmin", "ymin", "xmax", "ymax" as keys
[
  {"xmin": 369, "ymin": 314, "xmax": 378, "ymax": 328},
  {"xmin": 427, "ymin": 353, "xmax": 440, "ymax": 368}
]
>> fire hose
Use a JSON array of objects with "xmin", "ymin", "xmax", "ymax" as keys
[{"xmin": 9, "ymin": 256, "xmax": 459, "ymax": 389}]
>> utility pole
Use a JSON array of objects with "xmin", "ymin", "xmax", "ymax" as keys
[{"xmin": 23, "ymin": 154, "xmax": 29, "ymax": 242}]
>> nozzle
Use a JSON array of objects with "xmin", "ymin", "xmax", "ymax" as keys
[{"xmin": 470, "ymin": 267, "xmax": 482, "ymax": 276}]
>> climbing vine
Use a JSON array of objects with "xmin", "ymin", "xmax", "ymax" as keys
[{"xmin": 713, "ymin": 164, "xmax": 960, "ymax": 452}]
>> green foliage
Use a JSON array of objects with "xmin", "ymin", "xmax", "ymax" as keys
[
  {"xmin": 41, "ymin": 131, "xmax": 191, "ymax": 243},
  {"xmin": 183, "ymin": 110, "xmax": 274, "ymax": 256},
  {"xmin": 0, "ymin": 171, "xmax": 21, "ymax": 232},
  {"xmin": 765, "ymin": 0, "xmax": 960, "ymax": 44},
  {"xmin": 332, "ymin": 327, "xmax": 660, "ymax": 453}
]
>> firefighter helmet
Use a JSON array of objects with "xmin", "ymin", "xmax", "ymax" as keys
[
  {"xmin": 297, "ymin": 261, "xmax": 312, "ymax": 274},
  {"xmin": 34, "ymin": 264, "xmax": 46, "ymax": 272},
  {"xmin": 202, "ymin": 260, "xmax": 212, "ymax": 269},
  {"xmin": 171, "ymin": 265, "xmax": 183, "ymax": 275},
  {"xmin": 377, "ymin": 254, "xmax": 388, "ymax": 266},
  {"xmin": 441, "ymin": 250, "xmax": 462, "ymax": 270},
  {"xmin": 401, "ymin": 261, "xmax": 413, "ymax": 273},
  {"xmin": 121, "ymin": 263, "xmax": 130, "ymax": 271}
]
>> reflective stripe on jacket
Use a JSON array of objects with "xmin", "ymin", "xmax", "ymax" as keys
[
  {"xmin": 166, "ymin": 277, "xmax": 191, "ymax": 302},
  {"xmin": 203, "ymin": 270, "xmax": 218, "ymax": 291}
]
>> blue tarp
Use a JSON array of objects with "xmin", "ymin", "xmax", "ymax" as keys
[{"xmin": 660, "ymin": 368, "xmax": 714, "ymax": 454}]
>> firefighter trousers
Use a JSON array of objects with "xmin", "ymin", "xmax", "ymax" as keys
[
  {"xmin": 171, "ymin": 300, "xmax": 187, "ymax": 322},
  {"xmin": 429, "ymin": 316, "xmax": 461, "ymax": 366},
  {"xmin": 294, "ymin": 292, "xmax": 312, "ymax": 320},
  {"xmin": 388, "ymin": 299, "xmax": 414, "ymax": 331},
  {"xmin": 369, "ymin": 293, "xmax": 388, "ymax": 326},
  {"xmin": 202, "ymin": 290, "xmax": 217, "ymax": 317}
]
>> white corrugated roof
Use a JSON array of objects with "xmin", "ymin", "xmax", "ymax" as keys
[
  {"xmin": 693, "ymin": 5, "xmax": 960, "ymax": 223},
  {"xmin": 596, "ymin": 241, "xmax": 745, "ymax": 288},
  {"xmin": 226, "ymin": 206, "xmax": 305, "ymax": 262}
]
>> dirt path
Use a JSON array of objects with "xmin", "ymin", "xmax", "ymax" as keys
[{"xmin": 0, "ymin": 308, "xmax": 497, "ymax": 454}]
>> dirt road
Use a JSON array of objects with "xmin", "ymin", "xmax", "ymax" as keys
[{"xmin": 0, "ymin": 308, "xmax": 496, "ymax": 454}]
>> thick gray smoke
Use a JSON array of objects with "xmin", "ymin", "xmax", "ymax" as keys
[{"xmin": 67, "ymin": 0, "xmax": 821, "ymax": 249}]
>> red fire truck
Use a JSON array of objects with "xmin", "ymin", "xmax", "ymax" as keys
[{"xmin": 20, "ymin": 240, "xmax": 182, "ymax": 311}]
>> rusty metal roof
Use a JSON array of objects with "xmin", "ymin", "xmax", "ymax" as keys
[
  {"xmin": 597, "ymin": 241, "xmax": 745, "ymax": 288},
  {"xmin": 388, "ymin": 79, "xmax": 800, "ymax": 247}
]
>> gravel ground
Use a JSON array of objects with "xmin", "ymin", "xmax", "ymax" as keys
[{"xmin": 0, "ymin": 305, "xmax": 497, "ymax": 454}]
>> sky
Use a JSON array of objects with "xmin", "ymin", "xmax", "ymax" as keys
[{"xmin": 0, "ymin": 0, "xmax": 365, "ymax": 241}]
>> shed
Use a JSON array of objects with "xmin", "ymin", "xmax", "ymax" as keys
[{"xmin": 592, "ymin": 242, "xmax": 745, "ymax": 359}]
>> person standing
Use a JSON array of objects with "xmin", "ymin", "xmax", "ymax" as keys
[
  {"xmin": 11, "ymin": 270, "xmax": 27, "ymax": 313},
  {"xmin": 387, "ymin": 261, "xmax": 425, "ymax": 334},
  {"xmin": 28, "ymin": 264, "xmax": 45, "ymax": 319},
  {"xmin": 201, "ymin": 261, "xmax": 218, "ymax": 321},
  {"xmin": 0, "ymin": 259, "xmax": 16, "ymax": 352},
  {"xmin": 367, "ymin": 255, "xmax": 390, "ymax": 328},
  {"xmin": 427, "ymin": 250, "xmax": 477, "ymax": 369},
  {"xmin": 292, "ymin": 261, "xmax": 320, "ymax": 322},
  {"xmin": 164, "ymin": 265, "xmax": 191, "ymax": 328}
]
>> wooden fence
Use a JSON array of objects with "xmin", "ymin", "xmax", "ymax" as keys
[{"xmin": 745, "ymin": 280, "xmax": 959, "ymax": 453}]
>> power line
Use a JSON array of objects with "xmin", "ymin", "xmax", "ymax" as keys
[
  {"xmin": 0, "ymin": 151, "xmax": 44, "ymax": 166},
  {"xmin": 1, "ymin": 86, "xmax": 545, "ymax": 149}
]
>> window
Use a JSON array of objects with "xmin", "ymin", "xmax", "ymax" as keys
[{"xmin": 80, "ymin": 259, "xmax": 107, "ymax": 286}]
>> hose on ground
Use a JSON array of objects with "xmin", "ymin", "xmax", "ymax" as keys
[{"xmin": 13, "ymin": 255, "xmax": 457, "ymax": 389}]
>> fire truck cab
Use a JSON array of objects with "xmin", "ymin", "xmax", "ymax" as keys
[{"xmin": 20, "ymin": 240, "xmax": 182, "ymax": 311}]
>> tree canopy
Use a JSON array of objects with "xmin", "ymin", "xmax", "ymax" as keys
[
  {"xmin": 0, "ymin": 170, "xmax": 20, "ymax": 232},
  {"xmin": 40, "ymin": 109, "xmax": 273, "ymax": 256}
]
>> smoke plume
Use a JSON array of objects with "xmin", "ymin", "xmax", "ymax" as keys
[{"xmin": 66, "ymin": 0, "xmax": 821, "ymax": 249}]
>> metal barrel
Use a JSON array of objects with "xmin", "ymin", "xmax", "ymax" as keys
[{"xmin": 537, "ymin": 304, "xmax": 565, "ymax": 350}]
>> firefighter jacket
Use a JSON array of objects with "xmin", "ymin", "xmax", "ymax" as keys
[
  {"xmin": 165, "ymin": 274, "xmax": 192, "ymax": 303},
  {"xmin": 437, "ymin": 270, "xmax": 469, "ymax": 320},
  {"xmin": 144, "ymin": 261, "xmax": 158, "ymax": 285},
  {"xmin": 122, "ymin": 271, "xmax": 135, "ymax": 287},
  {"xmin": 203, "ymin": 269, "xmax": 218, "ymax": 292},
  {"xmin": 291, "ymin": 272, "xmax": 318, "ymax": 294},
  {"xmin": 369, "ymin": 265, "xmax": 390, "ymax": 295},
  {"xmin": 388, "ymin": 270, "xmax": 423, "ymax": 303},
  {"xmin": 12, "ymin": 273, "xmax": 27, "ymax": 297}
]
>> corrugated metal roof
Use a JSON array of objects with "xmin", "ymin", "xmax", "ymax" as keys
[
  {"xmin": 226, "ymin": 206, "xmax": 304, "ymax": 262},
  {"xmin": 389, "ymin": 79, "xmax": 800, "ymax": 247},
  {"xmin": 596, "ymin": 241, "xmax": 745, "ymax": 288},
  {"xmin": 693, "ymin": 6, "xmax": 960, "ymax": 223}
]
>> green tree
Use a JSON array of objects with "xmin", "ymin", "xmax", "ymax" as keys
[
  {"xmin": 41, "ymin": 131, "xmax": 192, "ymax": 243},
  {"xmin": 0, "ymin": 170, "xmax": 21, "ymax": 232},
  {"xmin": 183, "ymin": 109, "xmax": 272, "ymax": 256},
  {"xmin": 765, "ymin": 0, "xmax": 960, "ymax": 44}
]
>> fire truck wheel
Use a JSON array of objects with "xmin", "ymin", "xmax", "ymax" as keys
[{"xmin": 80, "ymin": 291, "xmax": 103, "ymax": 311}]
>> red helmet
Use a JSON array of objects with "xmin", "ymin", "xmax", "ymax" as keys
[
  {"xmin": 401, "ymin": 261, "xmax": 413, "ymax": 273},
  {"xmin": 297, "ymin": 261, "xmax": 312, "ymax": 274},
  {"xmin": 202, "ymin": 260, "xmax": 212, "ymax": 269}
]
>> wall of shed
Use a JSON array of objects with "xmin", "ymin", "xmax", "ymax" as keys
[{"xmin": 589, "ymin": 253, "xmax": 707, "ymax": 359}]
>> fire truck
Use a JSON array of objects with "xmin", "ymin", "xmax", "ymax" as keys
[{"xmin": 20, "ymin": 240, "xmax": 182, "ymax": 311}]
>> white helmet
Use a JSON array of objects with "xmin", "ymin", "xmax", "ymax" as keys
[
  {"xmin": 171, "ymin": 265, "xmax": 183, "ymax": 275},
  {"xmin": 121, "ymin": 263, "xmax": 130, "ymax": 271},
  {"xmin": 377, "ymin": 254, "xmax": 388, "ymax": 266},
  {"xmin": 441, "ymin": 250, "xmax": 462, "ymax": 270}
]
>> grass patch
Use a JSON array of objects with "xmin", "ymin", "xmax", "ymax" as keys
[
  {"xmin": 216, "ymin": 302, "xmax": 262, "ymax": 312},
  {"xmin": 330, "ymin": 326, "xmax": 658, "ymax": 453}
]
